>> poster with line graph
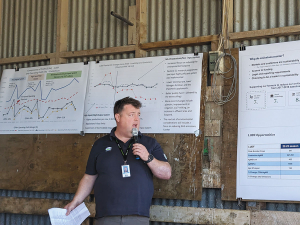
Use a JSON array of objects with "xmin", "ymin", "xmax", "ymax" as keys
[
  {"xmin": 0, "ymin": 63, "xmax": 89, "ymax": 134},
  {"xmin": 84, "ymin": 53, "xmax": 203, "ymax": 133}
]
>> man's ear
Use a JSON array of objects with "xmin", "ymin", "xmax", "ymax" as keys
[{"xmin": 115, "ymin": 113, "xmax": 120, "ymax": 122}]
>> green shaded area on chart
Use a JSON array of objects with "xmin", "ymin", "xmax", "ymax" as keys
[{"xmin": 46, "ymin": 71, "xmax": 82, "ymax": 79}]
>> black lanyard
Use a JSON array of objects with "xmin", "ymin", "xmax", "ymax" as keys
[{"xmin": 115, "ymin": 138, "xmax": 134, "ymax": 163}]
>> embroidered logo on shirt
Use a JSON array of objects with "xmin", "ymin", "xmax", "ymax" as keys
[{"xmin": 105, "ymin": 147, "xmax": 112, "ymax": 151}]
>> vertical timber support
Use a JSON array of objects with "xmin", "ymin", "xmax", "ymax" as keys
[
  {"xmin": 0, "ymin": 0, "xmax": 2, "ymax": 45},
  {"xmin": 135, "ymin": 0, "xmax": 147, "ymax": 58},
  {"xmin": 202, "ymin": 0, "xmax": 233, "ymax": 188},
  {"xmin": 128, "ymin": 5, "xmax": 136, "ymax": 45},
  {"xmin": 223, "ymin": 0, "xmax": 233, "ymax": 49},
  {"xmin": 203, "ymin": 0, "xmax": 234, "ymax": 188},
  {"xmin": 54, "ymin": 0, "xmax": 69, "ymax": 65},
  {"xmin": 0, "ymin": 0, "xmax": 3, "ymax": 63}
]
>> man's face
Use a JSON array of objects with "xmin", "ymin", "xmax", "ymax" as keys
[{"xmin": 115, "ymin": 104, "xmax": 140, "ymax": 136}]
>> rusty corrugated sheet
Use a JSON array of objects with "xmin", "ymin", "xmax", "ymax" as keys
[
  {"xmin": 234, "ymin": 0, "xmax": 300, "ymax": 47},
  {"xmin": 147, "ymin": 0, "xmax": 222, "ymax": 57},
  {"xmin": 0, "ymin": 0, "xmax": 57, "ymax": 59}
]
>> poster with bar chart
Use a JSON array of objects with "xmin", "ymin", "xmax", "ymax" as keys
[
  {"xmin": 84, "ymin": 53, "xmax": 202, "ymax": 133},
  {"xmin": 0, "ymin": 63, "xmax": 89, "ymax": 134}
]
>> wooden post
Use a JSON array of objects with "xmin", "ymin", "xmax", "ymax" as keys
[
  {"xmin": 0, "ymin": 0, "xmax": 3, "ymax": 49},
  {"xmin": 128, "ymin": 5, "xmax": 136, "ymax": 45},
  {"xmin": 211, "ymin": 40, "xmax": 219, "ymax": 51},
  {"xmin": 222, "ymin": 0, "xmax": 233, "ymax": 49},
  {"xmin": 55, "ymin": 0, "xmax": 69, "ymax": 64},
  {"xmin": 202, "ymin": 0, "xmax": 234, "ymax": 188},
  {"xmin": 135, "ymin": 0, "xmax": 147, "ymax": 58}
]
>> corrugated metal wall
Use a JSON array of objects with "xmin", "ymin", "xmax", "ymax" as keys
[
  {"xmin": 234, "ymin": 0, "xmax": 300, "ymax": 47},
  {"xmin": 67, "ymin": 0, "xmax": 136, "ymax": 62},
  {"xmin": 0, "ymin": 0, "xmax": 56, "ymax": 78},
  {"xmin": 147, "ymin": 0, "xmax": 222, "ymax": 57},
  {"xmin": 1, "ymin": 0, "xmax": 300, "ymax": 224},
  {"xmin": 0, "ymin": 0, "xmax": 57, "ymax": 58},
  {"xmin": 0, "ymin": 189, "xmax": 74, "ymax": 225},
  {"xmin": 0, "ymin": 188, "xmax": 245, "ymax": 225}
]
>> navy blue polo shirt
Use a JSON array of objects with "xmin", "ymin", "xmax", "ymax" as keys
[{"xmin": 85, "ymin": 127, "xmax": 168, "ymax": 218}]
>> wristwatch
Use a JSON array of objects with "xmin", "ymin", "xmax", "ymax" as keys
[{"xmin": 144, "ymin": 154, "xmax": 154, "ymax": 163}]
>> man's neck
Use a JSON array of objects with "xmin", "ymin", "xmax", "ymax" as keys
[{"xmin": 114, "ymin": 128, "xmax": 131, "ymax": 143}]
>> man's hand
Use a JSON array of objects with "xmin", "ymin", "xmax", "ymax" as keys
[
  {"xmin": 132, "ymin": 143, "xmax": 171, "ymax": 180},
  {"xmin": 63, "ymin": 174, "xmax": 98, "ymax": 216},
  {"xmin": 64, "ymin": 200, "xmax": 80, "ymax": 216},
  {"xmin": 132, "ymin": 143, "xmax": 149, "ymax": 161}
]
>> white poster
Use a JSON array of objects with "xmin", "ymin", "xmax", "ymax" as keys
[
  {"xmin": 0, "ymin": 63, "xmax": 89, "ymax": 134},
  {"xmin": 237, "ymin": 40, "xmax": 300, "ymax": 201},
  {"xmin": 84, "ymin": 53, "xmax": 202, "ymax": 133}
]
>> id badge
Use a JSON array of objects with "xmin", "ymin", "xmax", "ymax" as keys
[{"xmin": 121, "ymin": 165, "xmax": 131, "ymax": 178}]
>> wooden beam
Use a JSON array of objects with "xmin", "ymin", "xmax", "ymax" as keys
[
  {"xmin": 140, "ymin": 35, "xmax": 219, "ymax": 51},
  {"xmin": 135, "ymin": 0, "xmax": 147, "ymax": 57},
  {"xmin": 128, "ymin": 5, "xmax": 136, "ymax": 45},
  {"xmin": 136, "ymin": 0, "xmax": 147, "ymax": 45},
  {"xmin": 151, "ymin": 206, "xmax": 250, "ymax": 224},
  {"xmin": 229, "ymin": 25, "xmax": 300, "ymax": 41},
  {"xmin": 204, "ymin": 120, "xmax": 221, "ymax": 137},
  {"xmin": 0, "ymin": 0, "xmax": 3, "ymax": 53},
  {"xmin": 211, "ymin": 40, "xmax": 219, "ymax": 51},
  {"xmin": 0, "ymin": 53, "xmax": 56, "ymax": 65},
  {"xmin": 5, "ymin": 197, "xmax": 300, "ymax": 225},
  {"xmin": 222, "ymin": 0, "xmax": 233, "ymax": 49},
  {"xmin": 0, "ymin": 197, "xmax": 96, "ymax": 217},
  {"xmin": 251, "ymin": 210, "xmax": 300, "ymax": 225},
  {"xmin": 56, "ymin": 0, "xmax": 69, "ymax": 64},
  {"xmin": 3, "ymin": 25, "xmax": 300, "ymax": 65},
  {"xmin": 59, "ymin": 45, "xmax": 136, "ymax": 58},
  {"xmin": 221, "ymin": 48, "xmax": 239, "ymax": 201},
  {"xmin": 0, "ymin": 197, "xmax": 251, "ymax": 224}
]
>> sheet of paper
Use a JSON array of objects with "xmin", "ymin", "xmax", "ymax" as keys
[
  {"xmin": 237, "ymin": 40, "xmax": 300, "ymax": 201},
  {"xmin": 48, "ymin": 202, "xmax": 90, "ymax": 225},
  {"xmin": 0, "ymin": 63, "xmax": 89, "ymax": 134},
  {"xmin": 83, "ymin": 53, "xmax": 203, "ymax": 133}
]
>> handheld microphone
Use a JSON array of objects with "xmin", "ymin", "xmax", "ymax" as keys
[{"xmin": 132, "ymin": 128, "xmax": 140, "ymax": 160}]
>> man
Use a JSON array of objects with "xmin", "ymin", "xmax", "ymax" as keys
[{"xmin": 64, "ymin": 97, "xmax": 171, "ymax": 225}]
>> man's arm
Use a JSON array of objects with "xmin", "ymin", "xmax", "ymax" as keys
[
  {"xmin": 64, "ymin": 174, "xmax": 98, "ymax": 215},
  {"xmin": 147, "ymin": 158, "xmax": 171, "ymax": 179},
  {"xmin": 132, "ymin": 143, "xmax": 171, "ymax": 180}
]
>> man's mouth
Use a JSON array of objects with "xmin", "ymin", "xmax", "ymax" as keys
[{"xmin": 132, "ymin": 124, "xmax": 138, "ymax": 128}]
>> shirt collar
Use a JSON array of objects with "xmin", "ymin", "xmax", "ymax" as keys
[{"xmin": 109, "ymin": 127, "xmax": 142, "ymax": 141}]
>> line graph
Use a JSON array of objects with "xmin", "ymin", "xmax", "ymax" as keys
[
  {"xmin": 0, "ymin": 63, "xmax": 89, "ymax": 134},
  {"xmin": 138, "ymin": 60, "xmax": 165, "ymax": 80},
  {"xmin": 94, "ymin": 82, "xmax": 158, "ymax": 89},
  {"xmin": 3, "ymin": 99, "xmax": 76, "ymax": 120},
  {"xmin": 92, "ymin": 72, "xmax": 159, "ymax": 103},
  {"xmin": 3, "ymin": 77, "xmax": 80, "ymax": 121},
  {"xmin": 3, "ymin": 93, "xmax": 78, "ymax": 120},
  {"xmin": 84, "ymin": 59, "xmax": 165, "ymax": 133},
  {"xmin": 6, "ymin": 78, "xmax": 79, "ymax": 102},
  {"xmin": 83, "ymin": 53, "xmax": 202, "ymax": 134}
]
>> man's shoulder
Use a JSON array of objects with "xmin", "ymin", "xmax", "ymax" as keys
[
  {"xmin": 93, "ymin": 134, "xmax": 112, "ymax": 145},
  {"xmin": 140, "ymin": 134, "xmax": 158, "ymax": 145}
]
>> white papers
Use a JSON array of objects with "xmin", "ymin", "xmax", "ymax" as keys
[
  {"xmin": 0, "ymin": 53, "xmax": 202, "ymax": 134},
  {"xmin": 237, "ymin": 40, "xmax": 300, "ymax": 201},
  {"xmin": 0, "ymin": 63, "xmax": 89, "ymax": 134},
  {"xmin": 83, "ymin": 53, "xmax": 203, "ymax": 133},
  {"xmin": 48, "ymin": 202, "xmax": 90, "ymax": 225}
]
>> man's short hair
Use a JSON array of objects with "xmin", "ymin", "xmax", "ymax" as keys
[{"xmin": 114, "ymin": 97, "xmax": 142, "ymax": 115}]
